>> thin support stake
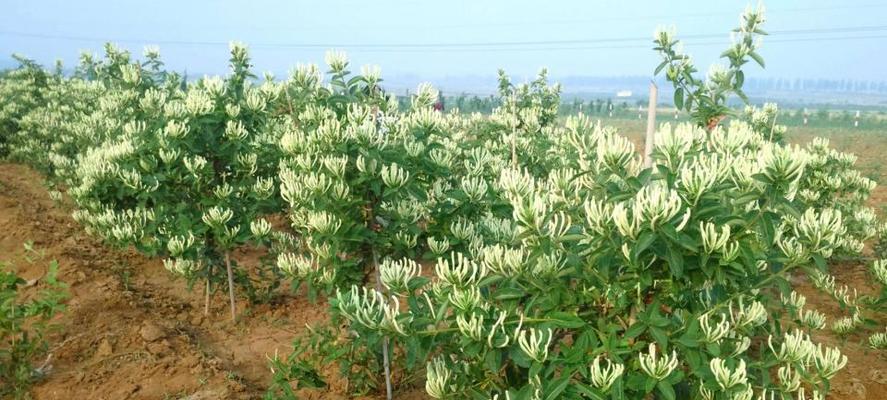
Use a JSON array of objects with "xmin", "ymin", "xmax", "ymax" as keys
[
  {"xmin": 204, "ymin": 264, "xmax": 212, "ymax": 316},
  {"xmin": 225, "ymin": 252, "xmax": 236, "ymax": 322},
  {"xmin": 373, "ymin": 250, "xmax": 393, "ymax": 400},
  {"xmin": 643, "ymin": 82, "xmax": 658, "ymax": 168}
]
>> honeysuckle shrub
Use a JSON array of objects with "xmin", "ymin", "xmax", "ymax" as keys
[
  {"xmin": 2, "ymin": 44, "xmax": 183, "ymax": 204},
  {"xmin": 66, "ymin": 43, "xmax": 285, "ymax": 319},
  {"xmin": 0, "ymin": 55, "xmax": 56, "ymax": 158},
  {"xmin": 273, "ymin": 118, "xmax": 871, "ymax": 400}
]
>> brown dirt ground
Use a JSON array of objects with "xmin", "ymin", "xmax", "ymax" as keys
[{"xmin": 1, "ymin": 153, "xmax": 886, "ymax": 399}]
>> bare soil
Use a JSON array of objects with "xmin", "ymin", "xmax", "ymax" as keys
[{"xmin": 1, "ymin": 160, "xmax": 885, "ymax": 399}]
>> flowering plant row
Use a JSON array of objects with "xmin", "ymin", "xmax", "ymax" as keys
[{"xmin": 0, "ymin": 3, "xmax": 882, "ymax": 399}]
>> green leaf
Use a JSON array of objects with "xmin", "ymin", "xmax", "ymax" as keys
[
  {"xmin": 544, "ymin": 376, "xmax": 571, "ymax": 400},
  {"xmin": 547, "ymin": 311, "xmax": 586, "ymax": 329},
  {"xmin": 674, "ymin": 88, "xmax": 684, "ymax": 110},
  {"xmin": 749, "ymin": 51, "xmax": 766, "ymax": 68},
  {"xmin": 657, "ymin": 381, "xmax": 676, "ymax": 400}
]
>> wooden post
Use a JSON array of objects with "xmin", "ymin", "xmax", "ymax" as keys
[
  {"xmin": 204, "ymin": 265, "xmax": 212, "ymax": 315},
  {"xmin": 643, "ymin": 82, "xmax": 658, "ymax": 168}
]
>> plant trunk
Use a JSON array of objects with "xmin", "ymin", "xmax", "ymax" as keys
[
  {"xmin": 373, "ymin": 250, "xmax": 393, "ymax": 400},
  {"xmin": 204, "ymin": 264, "xmax": 212, "ymax": 316},
  {"xmin": 225, "ymin": 252, "xmax": 236, "ymax": 322}
]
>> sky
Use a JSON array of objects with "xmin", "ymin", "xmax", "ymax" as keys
[{"xmin": 1, "ymin": 0, "xmax": 886, "ymax": 86}]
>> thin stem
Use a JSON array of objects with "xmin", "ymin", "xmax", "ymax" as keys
[{"xmin": 373, "ymin": 250, "xmax": 393, "ymax": 400}]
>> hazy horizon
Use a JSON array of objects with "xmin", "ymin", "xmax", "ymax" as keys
[{"xmin": 2, "ymin": 0, "xmax": 886, "ymax": 85}]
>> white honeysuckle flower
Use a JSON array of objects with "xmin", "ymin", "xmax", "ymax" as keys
[
  {"xmin": 253, "ymin": 177, "xmax": 275, "ymax": 199},
  {"xmin": 235, "ymin": 152, "xmax": 258, "ymax": 175},
  {"xmin": 699, "ymin": 313, "xmax": 731, "ymax": 343},
  {"xmin": 511, "ymin": 194, "xmax": 550, "ymax": 236},
  {"xmin": 730, "ymin": 335, "xmax": 752, "ymax": 357},
  {"xmin": 638, "ymin": 344, "xmax": 678, "ymax": 380},
  {"xmin": 426, "ymin": 357, "xmax": 452, "ymax": 399},
  {"xmin": 730, "ymin": 298, "xmax": 767, "ymax": 329},
  {"xmin": 831, "ymin": 317, "xmax": 855, "ymax": 335},
  {"xmin": 612, "ymin": 202, "xmax": 641, "ymax": 239},
  {"xmin": 450, "ymin": 219, "xmax": 477, "ymax": 241},
  {"xmin": 487, "ymin": 311, "xmax": 511, "ymax": 348},
  {"xmin": 163, "ymin": 258, "xmax": 199, "ymax": 276},
  {"xmin": 324, "ymin": 50, "xmax": 348, "ymax": 72},
  {"xmin": 250, "ymin": 218, "xmax": 272, "ymax": 238},
  {"xmin": 654, "ymin": 122, "xmax": 698, "ymax": 169},
  {"xmin": 678, "ymin": 162, "xmax": 717, "ymax": 205},
  {"xmin": 531, "ymin": 252, "xmax": 567, "ymax": 278},
  {"xmin": 794, "ymin": 208, "xmax": 845, "ymax": 256},
  {"xmin": 185, "ymin": 88, "xmax": 214, "ymax": 115},
  {"xmin": 380, "ymin": 296, "xmax": 411, "ymax": 336},
  {"xmin": 164, "ymin": 119, "xmax": 189, "ymax": 139},
  {"xmin": 167, "ymin": 233, "xmax": 195, "ymax": 257},
  {"xmin": 809, "ymin": 270, "xmax": 836, "ymax": 293},
  {"xmin": 636, "ymin": 185, "xmax": 682, "ymax": 230},
  {"xmin": 213, "ymin": 183, "xmax": 233, "ymax": 199},
  {"xmin": 596, "ymin": 133, "xmax": 636, "ymax": 173},
  {"xmin": 768, "ymin": 329, "xmax": 815, "ymax": 363},
  {"xmin": 395, "ymin": 231, "xmax": 418, "ymax": 249},
  {"xmin": 812, "ymin": 344, "xmax": 847, "ymax": 379},
  {"xmin": 158, "ymin": 148, "xmax": 180, "ymax": 164},
  {"xmin": 759, "ymin": 143, "xmax": 808, "ymax": 185},
  {"xmin": 143, "ymin": 45, "xmax": 160, "ymax": 59},
  {"xmin": 381, "ymin": 162, "xmax": 409, "ymax": 189},
  {"xmin": 456, "ymin": 312, "xmax": 485, "ymax": 341},
  {"xmin": 700, "ymin": 221, "xmax": 730, "ymax": 254},
  {"xmin": 447, "ymin": 287, "xmax": 484, "ymax": 312},
  {"xmin": 794, "ymin": 387, "xmax": 824, "ymax": 400},
  {"xmin": 435, "ymin": 252, "xmax": 485, "ymax": 287},
  {"xmin": 710, "ymin": 358, "xmax": 747, "ymax": 390},
  {"xmin": 336, "ymin": 286, "xmax": 385, "ymax": 330},
  {"xmin": 542, "ymin": 212, "xmax": 571, "ymax": 241},
  {"xmin": 413, "ymin": 82, "xmax": 439, "ymax": 109},
  {"xmin": 427, "ymin": 237, "xmax": 450, "ymax": 256},
  {"xmin": 698, "ymin": 386, "xmax": 714, "ymax": 400},
  {"xmin": 869, "ymin": 327, "xmax": 887, "ymax": 349},
  {"xmin": 871, "ymin": 259, "xmax": 887, "ymax": 286},
  {"xmin": 518, "ymin": 328, "xmax": 553, "ymax": 363},
  {"xmin": 360, "ymin": 64, "xmax": 382, "ymax": 84},
  {"xmin": 225, "ymin": 103, "xmax": 241, "ymax": 118},
  {"xmin": 245, "ymin": 89, "xmax": 266, "ymax": 112},
  {"xmin": 583, "ymin": 198, "xmax": 613, "ymax": 236},
  {"xmin": 722, "ymin": 241, "xmax": 740, "ymax": 262},
  {"xmin": 777, "ymin": 365, "xmax": 801, "ymax": 392},
  {"xmin": 777, "ymin": 236, "xmax": 807, "ymax": 265},
  {"xmin": 654, "ymin": 24, "xmax": 677, "ymax": 43},
  {"xmin": 589, "ymin": 356, "xmax": 624, "ymax": 392},
  {"xmin": 379, "ymin": 258, "xmax": 421, "ymax": 294},
  {"xmin": 800, "ymin": 308, "xmax": 827, "ymax": 330},
  {"xmin": 782, "ymin": 291, "xmax": 806, "ymax": 310},
  {"xmin": 224, "ymin": 120, "xmax": 248, "ymax": 141},
  {"xmin": 481, "ymin": 245, "xmax": 526, "ymax": 277},
  {"xmin": 461, "ymin": 176, "xmax": 489, "ymax": 202},
  {"xmin": 202, "ymin": 206, "xmax": 233, "ymax": 229},
  {"xmin": 202, "ymin": 76, "xmax": 226, "ymax": 97},
  {"xmin": 277, "ymin": 253, "xmax": 315, "ymax": 279},
  {"xmin": 120, "ymin": 64, "xmax": 141, "ymax": 85}
]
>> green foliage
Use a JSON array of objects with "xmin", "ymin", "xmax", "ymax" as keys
[
  {"xmin": 654, "ymin": 4, "xmax": 767, "ymax": 129},
  {"xmin": 0, "ymin": 255, "xmax": 67, "ymax": 398}
]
